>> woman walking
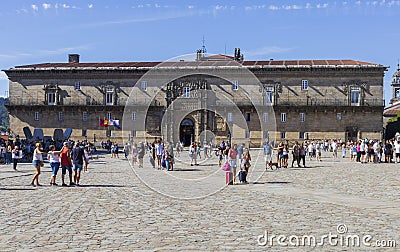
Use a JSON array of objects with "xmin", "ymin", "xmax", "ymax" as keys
[
  {"xmin": 228, "ymin": 144, "xmax": 238, "ymax": 184},
  {"xmin": 31, "ymin": 143, "xmax": 45, "ymax": 186},
  {"xmin": 48, "ymin": 145, "xmax": 62, "ymax": 186}
]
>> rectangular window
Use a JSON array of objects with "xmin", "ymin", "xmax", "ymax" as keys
[
  {"xmin": 132, "ymin": 112, "xmax": 137, "ymax": 121},
  {"xmin": 106, "ymin": 92, "xmax": 113, "ymax": 105},
  {"xmin": 232, "ymin": 80, "xmax": 239, "ymax": 90},
  {"xmin": 299, "ymin": 132, "xmax": 305, "ymax": 139},
  {"xmin": 141, "ymin": 81, "xmax": 147, "ymax": 91},
  {"xmin": 337, "ymin": 113, "xmax": 342, "ymax": 121},
  {"xmin": 300, "ymin": 113, "xmax": 305, "ymax": 122},
  {"xmin": 245, "ymin": 112, "xmax": 250, "ymax": 122},
  {"xmin": 82, "ymin": 112, "xmax": 88, "ymax": 122},
  {"xmin": 48, "ymin": 92, "xmax": 56, "ymax": 105},
  {"xmin": 350, "ymin": 86, "xmax": 360, "ymax": 106},
  {"xmin": 281, "ymin": 113, "xmax": 286, "ymax": 123},
  {"xmin": 263, "ymin": 112, "xmax": 268, "ymax": 122},
  {"xmin": 183, "ymin": 87, "xmax": 190, "ymax": 98},
  {"xmin": 82, "ymin": 129, "xmax": 87, "ymax": 137},
  {"xmin": 227, "ymin": 112, "xmax": 233, "ymax": 122},
  {"xmin": 263, "ymin": 131, "xmax": 269, "ymax": 139},
  {"xmin": 245, "ymin": 130, "xmax": 250, "ymax": 139},
  {"xmin": 107, "ymin": 112, "xmax": 112, "ymax": 120},
  {"xmin": 301, "ymin": 80, "xmax": 308, "ymax": 90},
  {"xmin": 74, "ymin": 81, "xmax": 81, "ymax": 90},
  {"xmin": 58, "ymin": 112, "xmax": 63, "ymax": 121},
  {"xmin": 281, "ymin": 131, "xmax": 286, "ymax": 139},
  {"xmin": 265, "ymin": 86, "xmax": 274, "ymax": 105},
  {"xmin": 34, "ymin": 112, "xmax": 39, "ymax": 121},
  {"xmin": 131, "ymin": 130, "xmax": 136, "ymax": 137}
]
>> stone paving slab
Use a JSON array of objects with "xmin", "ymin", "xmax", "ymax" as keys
[{"xmin": 0, "ymin": 151, "xmax": 399, "ymax": 251}]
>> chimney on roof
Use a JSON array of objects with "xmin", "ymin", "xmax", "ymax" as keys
[{"xmin": 68, "ymin": 54, "xmax": 80, "ymax": 63}]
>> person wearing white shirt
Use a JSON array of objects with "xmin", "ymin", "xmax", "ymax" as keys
[{"xmin": 47, "ymin": 145, "xmax": 62, "ymax": 186}]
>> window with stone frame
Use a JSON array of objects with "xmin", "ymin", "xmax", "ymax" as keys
[
  {"xmin": 104, "ymin": 85, "xmax": 116, "ymax": 106},
  {"xmin": 82, "ymin": 111, "xmax": 88, "ymax": 122},
  {"xmin": 350, "ymin": 86, "xmax": 361, "ymax": 106},
  {"xmin": 43, "ymin": 84, "xmax": 60, "ymax": 105},
  {"xmin": 265, "ymin": 86, "xmax": 274, "ymax": 105}
]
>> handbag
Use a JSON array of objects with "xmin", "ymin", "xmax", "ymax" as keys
[{"xmin": 221, "ymin": 162, "xmax": 231, "ymax": 171}]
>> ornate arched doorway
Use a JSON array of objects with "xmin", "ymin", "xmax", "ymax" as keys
[{"xmin": 180, "ymin": 118, "xmax": 194, "ymax": 146}]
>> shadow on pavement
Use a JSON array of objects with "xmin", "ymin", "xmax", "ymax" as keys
[
  {"xmin": 78, "ymin": 184, "xmax": 134, "ymax": 188},
  {"xmin": 172, "ymin": 168, "xmax": 203, "ymax": 172},
  {"xmin": 251, "ymin": 181, "xmax": 291, "ymax": 185},
  {"xmin": 0, "ymin": 188, "xmax": 36, "ymax": 191}
]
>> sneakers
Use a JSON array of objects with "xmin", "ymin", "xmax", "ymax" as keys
[{"xmin": 62, "ymin": 183, "xmax": 68, "ymax": 187}]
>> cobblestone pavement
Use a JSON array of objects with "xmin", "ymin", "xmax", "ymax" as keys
[{"xmin": 0, "ymin": 151, "xmax": 399, "ymax": 251}]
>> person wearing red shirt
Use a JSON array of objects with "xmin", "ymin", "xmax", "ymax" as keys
[{"xmin": 60, "ymin": 142, "xmax": 73, "ymax": 186}]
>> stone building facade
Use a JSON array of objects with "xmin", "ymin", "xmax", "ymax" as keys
[{"xmin": 3, "ymin": 53, "xmax": 387, "ymax": 146}]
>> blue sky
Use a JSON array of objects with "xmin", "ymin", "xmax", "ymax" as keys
[{"xmin": 0, "ymin": 0, "xmax": 399, "ymax": 104}]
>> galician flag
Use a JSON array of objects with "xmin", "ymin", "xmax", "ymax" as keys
[{"xmin": 109, "ymin": 119, "xmax": 121, "ymax": 130}]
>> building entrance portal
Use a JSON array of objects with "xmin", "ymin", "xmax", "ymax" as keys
[
  {"xmin": 346, "ymin": 126, "xmax": 358, "ymax": 142},
  {"xmin": 180, "ymin": 118, "xmax": 194, "ymax": 146}
]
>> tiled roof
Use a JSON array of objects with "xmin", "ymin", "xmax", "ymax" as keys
[
  {"xmin": 10, "ymin": 59, "xmax": 381, "ymax": 70},
  {"xmin": 384, "ymin": 101, "xmax": 400, "ymax": 116}
]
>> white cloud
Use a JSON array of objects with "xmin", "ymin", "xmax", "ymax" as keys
[
  {"xmin": 0, "ymin": 45, "xmax": 91, "ymax": 61},
  {"xmin": 82, "ymin": 13, "xmax": 190, "ymax": 27},
  {"xmin": 214, "ymin": 5, "xmax": 227, "ymax": 11},
  {"xmin": 62, "ymin": 4, "xmax": 70, "ymax": 9},
  {"xmin": 316, "ymin": 3, "xmax": 329, "ymax": 8},
  {"xmin": 245, "ymin": 5, "xmax": 266, "ymax": 11},
  {"xmin": 31, "ymin": 4, "xmax": 39, "ymax": 11},
  {"xmin": 305, "ymin": 3, "xmax": 312, "ymax": 9},
  {"xmin": 42, "ymin": 3, "xmax": 51, "ymax": 10},
  {"xmin": 188, "ymin": 5, "xmax": 194, "ymax": 9},
  {"xmin": 269, "ymin": 5, "xmax": 280, "ymax": 10},
  {"xmin": 244, "ymin": 46, "xmax": 294, "ymax": 57},
  {"xmin": 355, "ymin": 1, "xmax": 362, "ymax": 5},
  {"xmin": 155, "ymin": 4, "xmax": 161, "ymax": 8},
  {"xmin": 88, "ymin": 4, "xmax": 93, "ymax": 9}
]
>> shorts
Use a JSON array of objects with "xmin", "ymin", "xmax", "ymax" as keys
[
  {"xmin": 50, "ymin": 162, "xmax": 60, "ymax": 176},
  {"xmin": 73, "ymin": 163, "xmax": 83, "ymax": 171},
  {"xmin": 229, "ymin": 159, "xmax": 237, "ymax": 168},
  {"xmin": 62, "ymin": 165, "xmax": 72, "ymax": 175},
  {"xmin": 396, "ymin": 153, "xmax": 400, "ymax": 158},
  {"xmin": 32, "ymin": 160, "xmax": 41, "ymax": 167},
  {"xmin": 360, "ymin": 151, "xmax": 366, "ymax": 155},
  {"xmin": 282, "ymin": 154, "xmax": 288, "ymax": 159},
  {"xmin": 156, "ymin": 155, "xmax": 162, "ymax": 160}
]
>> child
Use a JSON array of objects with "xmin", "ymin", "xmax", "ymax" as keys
[{"xmin": 238, "ymin": 164, "xmax": 248, "ymax": 184}]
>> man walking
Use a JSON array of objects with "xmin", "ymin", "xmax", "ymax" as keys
[{"xmin": 72, "ymin": 142, "xmax": 85, "ymax": 186}]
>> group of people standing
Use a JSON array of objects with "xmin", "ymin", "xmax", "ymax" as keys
[
  {"xmin": 218, "ymin": 141, "xmax": 252, "ymax": 184},
  {"xmin": 30, "ymin": 141, "xmax": 91, "ymax": 187}
]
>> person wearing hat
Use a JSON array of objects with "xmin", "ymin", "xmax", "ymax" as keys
[{"xmin": 11, "ymin": 146, "xmax": 22, "ymax": 171}]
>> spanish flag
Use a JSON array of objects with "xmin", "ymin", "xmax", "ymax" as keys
[{"xmin": 99, "ymin": 118, "xmax": 109, "ymax": 127}]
